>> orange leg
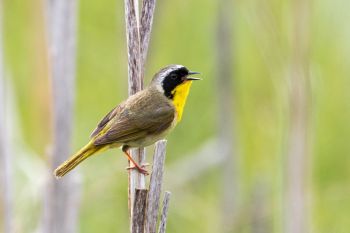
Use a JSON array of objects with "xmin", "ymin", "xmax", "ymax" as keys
[{"xmin": 122, "ymin": 147, "xmax": 149, "ymax": 175}]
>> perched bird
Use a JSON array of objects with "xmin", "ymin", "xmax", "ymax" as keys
[{"xmin": 54, "ymin": 64, "xmax": 200, "ymax": 178}]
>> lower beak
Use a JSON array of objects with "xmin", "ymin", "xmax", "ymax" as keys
[
  {"xmin": 187, "ymin": 77, "xmax": 201, "ymax": 81},
  {"xmin": 187, "ymin": 71, "xmax": 201, "ymax": 81}
]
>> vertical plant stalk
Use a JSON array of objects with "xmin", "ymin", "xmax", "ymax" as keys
[
  {"xmin": 124, "ymin": 0, "xmax": 146, "ymax": 223},
  {"xmin": 216, "ymin": 0, "xmax": 238, "ymax": 232},
  {"xmin": 132, "ymin": 189, "xmax": 148, "ymax": 233},
  {"xmin": 0, "ymin": 1, "xmax": 13, "ymax": 232},
  {"xmin": 284, "ymin": 0, "xmax": 311, "ymax": 233},
  {"xmin": 158, "ymin": 192, "xmax": 171, "ymax": 233},
  {"xmin": 41, "ymin": 0, "xmax": 80, "ymax": 232},
  {"xmin": 139, "ymin": 0, "xmax": 156, "ymax": 77},
  {"xmin": 125, "ymin": 0, "xmax": 169, "ymax": 232},
  {"xmin": 125, "ymin": 0, "xmax": 142, "ymax": 94},
  {"xmin": 124, "ymin": 0, "xmax": 157, "ymax": 231},
  {"xmin": 145, "ymin": 140, "xmax": 167, "ymax": 233}
]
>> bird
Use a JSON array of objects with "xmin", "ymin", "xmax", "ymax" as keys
[{"xmin": 54, "ymin": 64, "xmax": 200, "ymax": 178}]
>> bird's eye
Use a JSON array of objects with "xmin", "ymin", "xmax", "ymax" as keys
[{"xmin": 170, "ymin": 74, "xmax": 177, "ymax": 80}]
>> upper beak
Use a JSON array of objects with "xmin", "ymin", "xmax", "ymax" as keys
[{"xmin": 187, "ymin": 71, "xmax": 201, "ymax": 81}]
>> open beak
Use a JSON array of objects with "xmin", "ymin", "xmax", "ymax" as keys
[{"xmin": 187, "ymin": 71, "xmax": 201, "ymax": 81}]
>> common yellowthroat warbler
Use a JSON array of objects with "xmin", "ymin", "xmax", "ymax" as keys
[{"xmin": 54, "ymin": 64, "xmax": 200, "ymax": 178}]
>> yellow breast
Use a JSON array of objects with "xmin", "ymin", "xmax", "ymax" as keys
[{"xmin": 171, "ymin": 81, "xmax": 193, "ymax": 122}]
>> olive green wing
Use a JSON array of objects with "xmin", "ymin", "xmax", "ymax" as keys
[
  {"xmin": 93, "ymin": 102, "xmax": 175, "ymax": 146},
  {"xmin": 90, "ymin": 102, "xmax": 125, "ymax": 138}
]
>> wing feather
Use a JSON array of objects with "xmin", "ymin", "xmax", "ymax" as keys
[
  {"xmin": 90, "ymin": 102, "xmax": 125, "ymax": 138},
  {"xmin": 92, "ymin": 91, "xmax": 175, "ymax": 146}
]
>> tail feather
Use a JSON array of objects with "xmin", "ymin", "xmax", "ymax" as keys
[{"xmin": 54, "ymin": 142, "xmax": 105, "ymax": 178}]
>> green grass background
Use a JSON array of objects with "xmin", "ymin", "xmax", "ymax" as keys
[{"xmin": 3, "ymin": 0, "xmax": 350, "ymax": 232}]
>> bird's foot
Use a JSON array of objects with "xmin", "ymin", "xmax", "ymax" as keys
[{"xmin": 126, "ymin": 163, "xmax": 150, "ymax": 175}]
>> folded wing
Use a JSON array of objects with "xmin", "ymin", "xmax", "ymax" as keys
[{"xmin": 92, "ymin": 93, "xmax": 175, "ymax": 146}]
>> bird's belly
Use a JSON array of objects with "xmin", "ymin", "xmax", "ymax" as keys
[
  {"xmin": 126, "ymin": 116, "xmax": 177, "ymax": 148},
  {"xmin": 127, "ymin": 133, "xmax": 166, "ymax": 148}
]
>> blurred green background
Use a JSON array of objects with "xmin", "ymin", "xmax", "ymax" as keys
[{"xmin": 1, "ymin": 0, "xmax": 350, "ymax": 232}]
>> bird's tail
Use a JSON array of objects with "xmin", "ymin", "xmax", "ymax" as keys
[{"xmin": 54, "ymin": 141, "xmax": 106, "ymax": 178}]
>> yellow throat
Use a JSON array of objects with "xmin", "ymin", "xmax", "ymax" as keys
[{"xmin": 171, "ymin": 81, "xmax": 193, "ymax": 122}]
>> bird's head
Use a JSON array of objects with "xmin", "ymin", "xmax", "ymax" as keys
[{"xmin": 150, "ymin": 64, "xmax": 200, "ymax": 99}]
